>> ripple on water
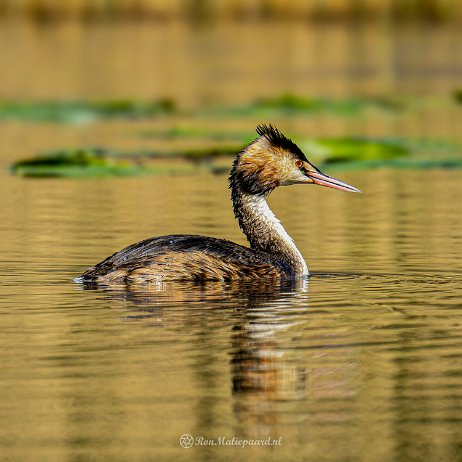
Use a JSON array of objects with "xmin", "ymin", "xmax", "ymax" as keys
[{"xmin": 1, "ymin": 168, "xmax": 462, "ymax": 460}]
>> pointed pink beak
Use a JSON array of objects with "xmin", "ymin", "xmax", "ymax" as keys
[{"xmin": 308, "ymin": 170, "xmax": 361, "ymax": 193}]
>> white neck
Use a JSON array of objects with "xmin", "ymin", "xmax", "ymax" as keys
[{"xmin": 234, "ymin": 192, "xmax": 309, "ymax": 277}]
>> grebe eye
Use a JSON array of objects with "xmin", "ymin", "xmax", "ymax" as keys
[{"xmin": 295, "ymin": 160, "xmax": 304, "ymax": 169}]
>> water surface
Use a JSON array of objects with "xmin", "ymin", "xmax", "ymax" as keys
[
  {"xmin": 1, "ymin": 19, "xmax": 462, "ymax": 462},
  {"xmin": 1, "ymin": 168, "xmax": 461, "ymax": 461}
]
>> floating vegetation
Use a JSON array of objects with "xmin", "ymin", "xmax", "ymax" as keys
[
  {"xmin": 179, "ymin": 145, "xmax": 242, "ymax": 161},
  {"xmin": 255, "ymin": 94, "xmax": 405, "ymax": 114},
  {"xmin": 200, "ymin": 94, "xmax": 406, "ymax": 118},
  {"xmin": 326, "ymin": 157, "xmax": 462, "ymax": 171},
  {"xmin": 10, "ymin": 147, "xmax": 234, "ymax": 178},
  {"xmin": 151, "ymin": 127, "xmax": 462, "ymax": 156},
  {"xmin": 300, "ymin": 137, "xmax": 410, "ymax": 163},
  {"xmin": 0, "ymin": 93, "xmax": 410, "ymax": 124},
  {"xmin": 12, "ymin": 132, "xmax": 462, "ymax": 179},
  {"xmin": 10, "ymin": 148, "xmax": 195, "ymax": 178},
  {"xmin": 11, "ymin": 149, "xmax": 147, "ymax": 178},
  {"xmin": 142, "ymin": 128, "xmax": 413, "ymax": 162},
  {"xmin": 0, "ymin": 99, "xmax": 175, "ymax": 123},
  {"xmin": 453, "ymin": 88, "xmax": 462, "ymax": 104}
]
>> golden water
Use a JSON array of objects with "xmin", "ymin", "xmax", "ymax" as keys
[
  {"xmin": 1, "ymin": 169, "xmax": 461, "ymax": 461},
  {"xmin": 1, "ymin": 20, "xmax": 462, "ymax": 462}
]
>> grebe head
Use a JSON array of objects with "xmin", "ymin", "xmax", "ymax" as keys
[{"xmin": 230, "ymin": 124, "xmax": 360, "ymax": 196}]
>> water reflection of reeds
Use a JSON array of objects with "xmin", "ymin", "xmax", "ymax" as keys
[{"xmin": 1, "ymin": 0, "xmax": 462, "ymax": 23}]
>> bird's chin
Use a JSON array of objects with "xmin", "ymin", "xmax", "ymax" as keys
[{"xmin": 281, "ymin": 177, "xmax": 314, "ymax": 186}]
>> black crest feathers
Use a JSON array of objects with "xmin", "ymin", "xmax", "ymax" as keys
[{"xmin": 256, "ymin": 124, "xmax": 308, "ymax": 162}]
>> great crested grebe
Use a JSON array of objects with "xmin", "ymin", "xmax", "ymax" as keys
[{"xmin": 77, "ymin": 124, "xmax": 360, "ymax": 283}]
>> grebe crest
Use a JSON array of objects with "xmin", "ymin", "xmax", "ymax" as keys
[{"xmin": 77, "ymin": 124, "xmax": 360, "ymax": 284}]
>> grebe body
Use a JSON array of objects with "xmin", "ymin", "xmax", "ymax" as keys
[{"xmin": 77, "ymin": 125, "xmax": 359, "ymax": 283}]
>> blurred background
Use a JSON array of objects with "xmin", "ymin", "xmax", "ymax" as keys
[{"xmin": 1, "ymin": 0, "xmax": 462, "ymax": 172}]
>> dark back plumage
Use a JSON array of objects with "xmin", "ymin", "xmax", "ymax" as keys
[{"xmin": 80, "ymin": 234, "xmax": 288, "ymax": 282}]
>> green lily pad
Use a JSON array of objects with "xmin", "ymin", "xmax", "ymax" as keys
[
  {"xmin": 10, "ymin": 147, "xmax": 223, "ymax": 178},
  {"xmin": 11, "ymin": 149, "xmax": 146, "ymax": 178},
  {"xmin": 0, "ymin": 99, "xmax": 176, "ymax": 123},
  {"xmin": 199, "ymin": 94, "xmax": 406, "ymax": 118},
  {"xmin": 326, "ymin": 157, "xmax": 462, "ymax": 171},
  {"xmin": 301, "ymin": 137, "xmax": 410, "ymax": 163},
  {"xmin": 256, "ymin": 94, "xmax": 362, "ymax": 115},
  {"xmin": 257, "ymin": 94, "xmax": 406, "ymax": 113}
]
